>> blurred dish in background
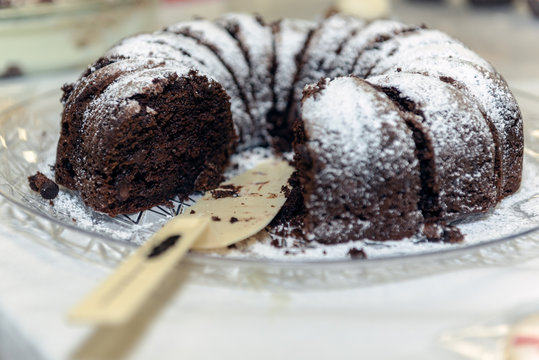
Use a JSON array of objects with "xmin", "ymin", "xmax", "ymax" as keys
[
  {"xmin": 336, "ymin": 0, "xmax": 390, "ymax": 19},
  {"xmin": 0, "ymin": 0, "xmax": 52, "ymax": 8},
  {"xmin": 157, "ymin": 0, "xmax": 228, "ymax": 26},
  {"xmin": 468, "ymin": 0, "xmax": 513, "ymax": 6},
  {"xmin": 0, "ymin": 0, "xmax": 156, "ymax": 77}
]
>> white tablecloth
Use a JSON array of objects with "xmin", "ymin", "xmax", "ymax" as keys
[{"xmin": 3, "ymin": 212, "xmax": 539, "ymax": 360}]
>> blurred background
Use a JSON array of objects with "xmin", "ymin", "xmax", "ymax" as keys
[{"xmin": 0, "ymin": 0, "xmax": 538, "ymax": 81}]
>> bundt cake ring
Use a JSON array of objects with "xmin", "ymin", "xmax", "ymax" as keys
[{"xmin": 54, "ymin": 12, "xmax": 523, "ymax": 244}]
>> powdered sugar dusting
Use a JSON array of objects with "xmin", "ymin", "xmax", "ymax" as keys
[
  {"xmin": 369, "ymin": 73, "xmax": 498, "ymax": 217},
  {"xmin": 165, "ymin": 19, "xmax": 265, "ymax": 147},
  {"xmin": 355, "ymin": 29, "xmax": 452, "ymax": 75},
  {"xmin": 293, "ymin": 14, "xmax": 366, "ymax": 104},
  {"xmin": 66, "ymin": 58, "xmax": 156, "ymax": 108},
  {"xmin": 330, "ymin": 19, "xmax": 410, "ymax": 78},
  {"xmin": 273, "ymin": 18, "xmax": 314, "ymax": 112},
  {"xmin": 165, "ymin": 20, "xmax": 255, "ymax": 108},
  {"xmin": 108, "ymin": 33, "xmax": 233, "ymax": 86},
  {"xmin": 299, "ymin": 76, "xmax": 422, "ymax": 242},
  {"xmin": 108, "ymin": 34, "xmax": 192, "ymax": 63},
  {"xmin": 382, "ymin": 58, "xmax": 522, "ymax": 196},
  {"xmin": 31, "ymin": 145, "xmax": 538, "ymax": 261},
  {"xmin": 216, "ymin": 13, "xmax": 274, "ymax": 129},
  {"xmin": 369, "ymin": 40, "xmax": 494, "ymax": 77},
  {"xmin": 83, "ymin": 64, "xmax": 193, "ymax": 139},
  {"xmin": 302, "ymin": 77, "xmax": 384, "ymax": 159}
]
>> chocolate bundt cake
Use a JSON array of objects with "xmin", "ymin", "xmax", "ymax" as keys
[{"xmin": 55, "ymin": 12, "xmax": 523, "ymax": 244}]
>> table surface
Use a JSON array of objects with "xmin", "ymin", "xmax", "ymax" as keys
[{"xmin": 1, "ymin": 1, "xmax": 539, "ymax": 359}]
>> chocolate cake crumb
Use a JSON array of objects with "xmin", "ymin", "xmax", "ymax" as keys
[
  {"xmin": 230, "ymin": 217, "xmax": 238, "ymax": 223},
  {"xmin": 211, "ymin": 216, "xmax": 221, "ymax": 221},
  {"xmin": 301, "ymin": 77, "xmax": 328, "ymax": 101},
  {"xmin": 280, "ymin": 184, "xmax": 291, "ymax": 197},
  {"xmin": 60, "ymin": 83, "xmax": 75, "ymax": 103},
  {"xmin": 210, "ymin": 189, "xmax": 238, "ymax": 198},
  {"xmin": 443, "ymin": 224, "xmax": 464, "ymax": 244},
  {"xmin": 28, "ymin": 172, "xmax": 59, "ymax": 200},
  {"xmin": 190, "ymin": 209, "xmax": 196, "ymax": 214},
  {"xmin": 270, "ymin": 238, "xmax": 283, "ymax": 248},
  {"xmin": 210, "ymin": 184, "xmax": 242, "ymax": 199},
  {"xmin": 49, "ymin": 200, "xmax": 54, "ymax": 206},
  {"xmin": 422, "ymin": 222, "xmax": 464, "ymax": 243},
  {"xmin": 347, "ymin": 248, "xmax": 367, "ymax": 259},
  {"xmin": 271, "ymin": 172, "xmax": 304, "ymax": 227},
  {"xmin": 422, "ymin": 222, "xmax": 444, "ymax": 240}
]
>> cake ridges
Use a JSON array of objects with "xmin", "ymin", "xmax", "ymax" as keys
[
  {"xmin": 54, "ymin": 13, "xmax": 523, "ymax": 244},
  {"xmin": 369, "ymin": 73, "xmax": 498, "ymax": 220}
]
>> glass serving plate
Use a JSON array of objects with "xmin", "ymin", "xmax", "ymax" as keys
[{"xmin": 0, "ymin": 88, "xmax": 538, "ymax": 289}]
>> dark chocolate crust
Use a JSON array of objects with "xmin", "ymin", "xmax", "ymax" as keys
[{"xmin": 28, "ymin": 172, "xmax": 59, "ymax": 200}]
